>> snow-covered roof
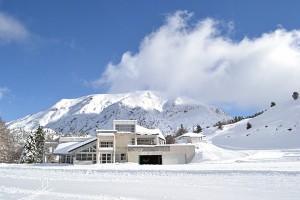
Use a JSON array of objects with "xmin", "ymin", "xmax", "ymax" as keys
[
  {"xmin": 53, "ymin": 142, "xmax": 80, "ymax": 154},
  {"xmin": 68, "ymin": 137, "xmax": 97, "ymax": 152},
  {"xmin": 97, "ymin": 132, "xmax": 115, "ymax": 137},
  {"xmin": 175, "ymin": 132, "xmax": 206, "ymax": 140},
  {"xmin": 53, "ymin": 137, "xmax": 97, "ymax": 154},
  {"xmin": 59, "ymin": 137, "xmax": 91, "ymax": 143},
  {"xmin": 136, "ymin": 125, "xmax": 165, "ymax": 139}
]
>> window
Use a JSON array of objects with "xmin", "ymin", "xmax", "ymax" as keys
[
  {"xmin": 100, "ymin": 142, "xmax": 113, "ymax": 148},
  {"xmin": 61, "ymin": 155, "xmax": 72, "ymax": 164},
  {"xmin": 115, "ymin": 153, "xmax": 127, "ymax": 162},
  {"xmin": 81, "ymin": 154, "xmax": 87, "ymax": 161},
  {"xmin": 121, "ymin": 153, "xmax": 126, "ymax": 161},
  {"xmin": 75, "ymin": 153, "xmax": 96, "ymax": 162},
  {"xmin": 132, "ymin": 138, "xmax": 154, "ymax": 145},
  {"xmin": 87, "ymin": 154, "xmax": 93, "ymax": 161},
  {"xmin": 137, "ymin": 138, "xmax": 154, "ymax": 145},
  {"xmin": 100, "ymin": 153, "xmax": 112, "ymax": 163},
  {"xmin": 80, "ymin": 146, "xmax": 96, "ymax": 153},
  {"xmin": 115, "ymin": 124, "xmax": 135, "ymax": 132}
]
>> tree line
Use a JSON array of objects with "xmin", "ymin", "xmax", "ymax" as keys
[{"xmin": 0, "ymin": 118, "xmax": 46, "ymax": 164}]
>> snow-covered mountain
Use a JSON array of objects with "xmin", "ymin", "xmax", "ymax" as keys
[
  {"xmin": 209, "ymin": 99, "xmax": 300, "ymax": 149},
  {"xmin": 7, "ymin": 91, "xmax": 232, "ymax": 135}
]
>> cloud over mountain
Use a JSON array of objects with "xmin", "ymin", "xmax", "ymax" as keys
[{"xmin": 94, "ymin": 10, "xmax": 300, "ymax": 112}]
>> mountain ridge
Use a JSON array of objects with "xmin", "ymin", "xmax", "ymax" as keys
[{"xmin": 7, "ymin": 91, "xmax": 232, "ymax": 135}]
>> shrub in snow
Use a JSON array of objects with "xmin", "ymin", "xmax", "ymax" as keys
[
  {"xmin": 270, "ymin": 102, "xmax": 276, "ymax": 107},
  {"xmin": 292, "ymin": 92, "xmax": 299, "ymax": 100},
  {"xmin": 246, "ymin": 122, "xmax": 252, "ymax": 130}
]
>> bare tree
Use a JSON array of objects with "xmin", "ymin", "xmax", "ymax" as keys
[{"xmin": 0, "ymin": 118, "xmax": 14, "ymax": 163}]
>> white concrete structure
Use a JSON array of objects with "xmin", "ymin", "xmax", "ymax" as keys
[
  {"xmin": 174, "ymin": 132, "xmax": 206, "ymax": 144},
  {"xmin": 53, "ymin": 120, "xmax": 195, "ymax": 165}
]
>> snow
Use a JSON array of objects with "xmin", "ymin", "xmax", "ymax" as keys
[
  {"xmin": 210, "ymin": 99, "xmax": 300, "ymax": 149},
  {"xmin": 67, "ymin": 137, "xmax": 97, "ymax": 152},
  {"xmin": 4, "ymin": 95, "xmax": 300, "ymax": 199},
  {"xmin": 2, "ymin": 140, "xmax": 300, "ymax": 199},
  {"xmin": 176, "ymin": 132, "xmax": 205, "ymax": 138},
  {"xmin": 53, "ymin": 142, "xmax": 80, "ymax": 154},
  {"xmin": 1, "ymin": 150, "xmax": 300, "ymax": 200},
  {"xmin": 6, "ymin": 91, "xmax": 232, "ymax": 135},
  {"xmin": 135, "ymin": 125, "xmax": 164, "ymax": 139}
]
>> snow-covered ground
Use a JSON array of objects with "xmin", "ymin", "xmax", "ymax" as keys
[
  {"xmin": 1, "ymin": 147, "xmax": 300, "ymax": 200},
  {"xmin": 3, "ymin": 98, "xmax": 300, "ymax": 199}
]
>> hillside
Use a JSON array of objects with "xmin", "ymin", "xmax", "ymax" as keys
[
  {"xmin": 7, "ymin": 91, "xmax": 232, "ymax": 135},
  {"xmin": 208, "ymin": 99, "xmax": 300, "ymax": 149}
]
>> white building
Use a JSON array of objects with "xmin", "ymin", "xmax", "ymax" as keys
[
  {"xmin": 52, "ymin": 120, "xmax": 195, "ymax": 165},
  {"xmin": 174, "ymin": 132, "xmax": 206, "ymax": 144}
]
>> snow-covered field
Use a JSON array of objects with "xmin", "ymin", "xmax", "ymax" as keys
[
  {"xmin": 5, "ymin": 95, "xmax": 300, "ymax": 199},
  {"xmin": 1, "ymin": 148, "xmax": 300, "ymax": 200}
]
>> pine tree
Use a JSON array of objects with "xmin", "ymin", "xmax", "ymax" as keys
[
  {"xmin": 0, "ymin": 118, "xmax": 13, "ymax": 163},
  {"xmin": 193, "ymin": 124, "xmax": 202, "ymax": 133},
  {"xmin": 20, "ymin": 133, "xmax": 37, "ymax": 163},
  {"xmin": 175, "ymin": 124, "xmax": 188, "ymax": 137},
  {"xmin": 35, "ymin": 126, "xmax": 45, "ymax": 163}
]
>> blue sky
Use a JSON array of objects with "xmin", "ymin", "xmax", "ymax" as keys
[{"xmin": 1, "ymin": 0, "xmax": 300, "ymax": 121}]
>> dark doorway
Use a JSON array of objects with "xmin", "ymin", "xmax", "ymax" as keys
[{"xmin": 139, "ymin": 155, "xmax": 162, "ymax": 165}]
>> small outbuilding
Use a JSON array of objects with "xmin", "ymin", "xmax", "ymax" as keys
[{"xmin": 174, "ymin": 132, "xmax": 206, "ymax": 144}]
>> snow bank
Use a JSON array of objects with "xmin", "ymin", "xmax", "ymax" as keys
[{"xmin": 191, "ymin": 142, "xmax": 248, "ymax": 163}]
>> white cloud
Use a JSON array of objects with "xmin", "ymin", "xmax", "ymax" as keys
[
  {"xmin": 0, "ymin": 87, "xmax": 9, "ymax": 100},
  {"xmin": 94, "ymin": 10, "xmax": 300, "ymax": 111},
  {"xmin": 0, "ymin": 11, "xmax": 29, "ymax": 43}
]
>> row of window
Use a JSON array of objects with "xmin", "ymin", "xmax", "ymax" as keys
[
  {"xmin": 74, "ymin": 153, "xmax": 127, "ymax": 163},
  {"xmin": 76, "ymin": 153, "xmax": 96, "ymax": 161},
  {"xmin": 100, "ymin": 142, "xmax": 113, "ymax": 147},
  {"xmin": 131, "ymin": 138, "xmax": 155, "ymax": 145},
  {"xmin": 115, "ymin": 124, "xmax": 135, "ymax": 132}
]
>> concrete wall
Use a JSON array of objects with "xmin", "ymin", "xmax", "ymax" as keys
[
  {"xmin": 114, "ymin": 132, "xmax": 132, "ymax": 157},
  {"xmin": 127, "ymin": 144, "xmax": 195, "ymax": 164}
]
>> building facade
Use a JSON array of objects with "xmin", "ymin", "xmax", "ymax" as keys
[{"xmin": 53, "ymin": 120, "xmax": 195, "ymax": 165}]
